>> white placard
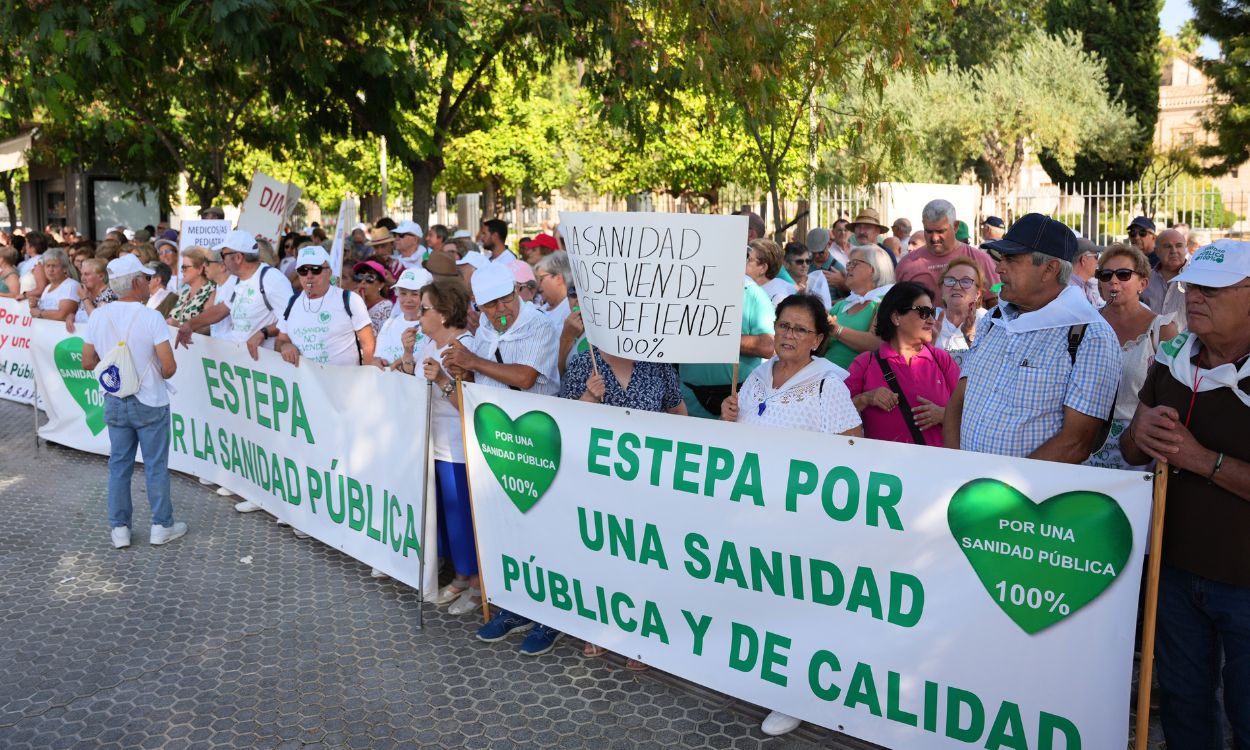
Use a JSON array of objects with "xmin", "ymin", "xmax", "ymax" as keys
[
  {"xmin": 556, "ymin": 212, "xmax": 746, "ymax": 363},
  {"xmin": 236, "ymin": 171, "xmax": 293, "ymax": 244},
  {"xmin": 178, "ymin": 220, "xmax": 232, "ymax": 252},
  {"xmin": 461, "ymin": 383, "xmax": 1152, "ymax": 750},
  {"xmin": 0, "ymin": 297, "xmax": 35, "ymax": 404},
  {"xmin": 329, "ymin": 197, "xmax": 358, "ymax": 280}
]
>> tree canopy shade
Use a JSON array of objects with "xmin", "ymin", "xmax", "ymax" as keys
[
  {"xmin": 1191, "ymin": 0, "xmax": 1250, "ymax": 174},
  {"xmin": 590, "ymin": 0, "xmax": 918, "ymax": 237},
  {"xmin": 1039, "ymin": 0, "xmax": 1162, "ymax": 184},
  {"xmin": 909, "ymin": 0, "xmax": 1040, "ymax": 70}
]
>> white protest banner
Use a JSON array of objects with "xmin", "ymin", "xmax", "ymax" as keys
[
  {"xmin": 178, "ymin": 219, "xmax": 232, "ymax": 252},
  {"xmin": 0, "ymin": 297, "xmax": 36, "ymax": 404},
  {"xmin": 284, "ymin": 182, "xmax": 304, "ymax": 225},
  {"xmin": 461, "ymin": 383, "xmax": 1152, "ymax": 750},
  {"xmin": 328, "ymin": 196, "xmax": 358, "ymax": 280},
  {"xmin": 30, "ymin": 322, "xmax": 437, "ymax": 593},
  {"xmin": 236, "ymin": 171, "xmax": 292, "ymax": 244},
  {"xmin": 555, "ymin": 212, "xmax": 745, "ymax": 363}
]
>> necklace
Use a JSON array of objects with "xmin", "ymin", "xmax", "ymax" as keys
[{"xmin": 302, "ymin": 292, "xmax": 328, "ymax": 314}]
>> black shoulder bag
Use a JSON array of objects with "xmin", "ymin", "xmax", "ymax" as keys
[{"xmin": 874, "ymin": 353, "xmax": 927, "ymax": 445}]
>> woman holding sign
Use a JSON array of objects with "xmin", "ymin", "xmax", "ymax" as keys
[{"xmin": 719, "ymin": 293, "xmax": 861, "ymax": 737}]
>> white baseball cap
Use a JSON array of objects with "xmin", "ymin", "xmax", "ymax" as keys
[
  {"xmin": 456, "ymin": 251, "xmax": 491, "ymax": 269},
  {"xmin": 107, "ymin": 254, "xmax": 155, "ymax": 278},
  {"xmin": 452, "ymin": 229, "xmax": 472, "ymax": 239},
  {"xmin": 1175, "ymin": 240, "xmax": 1250, "ymax": 288},
  {"xmin": 221, "ymin": 229, "xmax": 258, "ymax": 254},
  {"xmin": 295, "ymin": 245, "xmax": 331, "ymax": 268},
  {"xmin": 470, "ymin": 263, "xmax": 515, "ymax": 304},
  {"xmin": 394, "ymin": 220, "xmax": 424, "ymax": 237},
  {"xmin": 395, "ymin": 267, "xmax": 433, "ymax": 291}
]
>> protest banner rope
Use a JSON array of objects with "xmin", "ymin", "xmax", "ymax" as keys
[{"xmin": 1133, "ymin": 463, "xmax": 1168, "ymax": 750}]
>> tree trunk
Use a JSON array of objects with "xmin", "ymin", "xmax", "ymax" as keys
[
  {"xmin": 483, "ymin": 178, "xmax": 498, "ymax": 220},
  {"xmin": 409, "ymin": 159, "xmax": 442, "ymax": 225},
  {"xmin": 768, "ymin": 170, "xmax": 784, "ymax": 242}
]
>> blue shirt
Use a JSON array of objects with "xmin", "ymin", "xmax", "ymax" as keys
[
  {"xmin": 959, "ymin": 306, "xmax": 1121, "ymax": 458},
  {"xmin": 562, "ymin": 350, "xmax": 683, "ymax": 413}
]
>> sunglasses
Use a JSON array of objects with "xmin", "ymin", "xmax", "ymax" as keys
[
  {"xmin": 1127, "ymin": 229, "xmax": 1152, "ymax": 238},
  {"xmin": 418, "ymin": 304, "xmax": 434, "ymax": 314},
  {"xmin": 788, "ymin": 257, "xmax": 812, "ymax": 266},
  {"xmin": 517, "ymin": 281, "xmax": 537, "ymax": 292},
  {"xmin": 353, "ymin": 274, "xmax": 381, "ymax": 284},
  {"xmin": 1095, "ymin": 268, "xmax": 1136, "ymax": 283},
  {"xmin": 904, "ymin": 305, "xmax": 936, "ymax": 320},
  {"xmin": 1187, "ymin": 281, "xmax": 1250, "ymax": 298},
  {"xmin": 297, "ymin": 266, "xmax": 327, "ymax": 276},
  {"xmin": 942, "ymin": 276, "xmax": 976, "ymax": 290},
  {"xmin": 180, "ymin": 265, "xmax": 194, "ymax": 271}
]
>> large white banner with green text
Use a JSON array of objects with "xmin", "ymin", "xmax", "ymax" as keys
[
  {"xmin": 461, "ymin": 383, "xmax": 1153, "ymax": 750},
  {"xmin": 30, "ymin": 322, "xmax": 436, "ymax": 593}
]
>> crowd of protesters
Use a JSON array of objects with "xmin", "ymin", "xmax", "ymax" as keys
[{"xmin": 5, "ymin": 199, "xmax": 1248, "ymax": 747}]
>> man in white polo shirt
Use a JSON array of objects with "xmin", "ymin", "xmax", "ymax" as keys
[{"xmin": 81, "ymin": 255, "xmax": 187, "ymax": 549}]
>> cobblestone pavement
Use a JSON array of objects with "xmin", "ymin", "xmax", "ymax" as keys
[{"xmin": 0, "ymin": 399, "xmax": 1186, "ymax": 749}]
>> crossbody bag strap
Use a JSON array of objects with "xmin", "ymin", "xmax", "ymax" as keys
[
  {"xmin": 493, "ymin": 348, "xmax": 522, "ymax": 391},
  {"xmin": 875, "ymin": 352, "xmax": 927, "ymax": 445}
]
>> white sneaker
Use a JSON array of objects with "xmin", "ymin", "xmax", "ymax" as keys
[
  {"xmin": 234, "ymin": 500, "xmax": 261, "ymax": 513},
  {"xmin": 111, "ymin": 527, "xmax": 131, "ymax": 549},
  {"xmin": 761, "ymin": 711, "xmax": 801, "ymax": 736},
  {"xmin": 293, "ymin": 529, "xmax": 310, "ymax": 539},
  {"xmin": 198, "ymin": 477, "xmax": 214, "ymax": 486},
  {"xmin": 447, "ymin": 588, "xmax": 483, "ymax": 616},
  {"xmin": 369, "ymin": 568, "xmax": 388, "ymax": 579},
  {"xmin": 216, "ymin": 486, "xmax": 235, "ymax": 497},
  {"xmin": 150, "ymin": 522, "xmax": 188, "ymax": 546}
]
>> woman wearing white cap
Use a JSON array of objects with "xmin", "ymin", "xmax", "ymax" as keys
[
  {"xmin": 248, "ymin": 245, "xmax": 376, "ymax": 368},
  {"xmin": 375, "ymin": 267, "xmax": 431, "ymax": 369}
]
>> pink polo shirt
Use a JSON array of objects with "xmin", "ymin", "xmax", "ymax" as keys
[
  {"xmin": 895, "ymin": 242, "xmax": 1000, "ymax": 294},
  {"xmin": 845, "ymin": 343, "xmax": 960, "ymax": 446}
]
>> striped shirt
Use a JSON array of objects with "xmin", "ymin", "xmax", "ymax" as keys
[
  {"xmin": 471, "ymin": 303, "xmax": 561, "ymax": 395},
  {"xmin": 959, "ymin": 307, "xmax": 1121, "ymax": 458}
]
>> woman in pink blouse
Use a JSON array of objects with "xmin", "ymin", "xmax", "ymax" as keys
[{"xmin": 845, "ymin": 282, "xmax": 960, "ymax": 447}]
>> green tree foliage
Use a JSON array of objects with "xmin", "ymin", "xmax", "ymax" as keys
[
  {"xmin": 592, "ymin": 0, "xmax": 917, "ymax": 237},
  {"xmin": 1040, "ymin": 0, "xmax": 1162, "ymax": 184},
  {"xmin": 854, "ymin": 31, "xmax": 1136, "ymax": 191},
  {"xmin": 910, "ymin": 0, "xmax": 1041, "ymax": 69},
  {"xmin": 1190, "ymin": 0, "xmax": 1250, "ymax": 174}
]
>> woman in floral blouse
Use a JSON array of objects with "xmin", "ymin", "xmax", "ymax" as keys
[{"xmin": 167, "ymin": 247, "xmax": 217, "ymax": 325}]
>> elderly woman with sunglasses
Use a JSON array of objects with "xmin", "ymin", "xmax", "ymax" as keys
[
  {"xmin": 166, "ymin": 247, "xmax": 217, "ymax": 326},
  {"xmin": 352, "ymin": 260, "xmax": 394, "ymax": 334},
  {"xmin": 845, "ymin": 282, "xmax": 960, "ymax": 447},
  {"xmin": 1085, "ymin": 244, "xmax": 1179, "ymax": 470},
  {"xmin": 932, "ymin": 257, "xmax": 988, "ymax": 369}
]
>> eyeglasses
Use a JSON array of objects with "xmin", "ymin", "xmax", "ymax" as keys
[
  {"xmin": 297, "ymin": 266, "xmax": 327, "ymax": 276},
  {"xmin": 180, "ymin": 265, "xmax": 194, "ymax": 271},
  {"xmin": 845, "ymin": 258, "xmax": 867, "ymax": 271},
  {"xmin": 775, "ymin": 321, "xmax": 816, "ymax": 337},
  {"xmin": 418, "ymin": 304, "xmax": 434, "ymax": 315},
  {"xmin": 354, "ymin": 274, "xmax": 381, "ymax": 284},
  {"xmin": 1127, "ymin": 229, "xmax": 1153, "ymax": 238},
  {"xmin": 1186, "ymin": 281, "xmax": 1250, "ymax": 298},
  {"xmin": 788, "ymin": 257, "xmax": 812, "ymax": 266},
  {"xmin": 904, "ymin": 306, "xmax": 936, "ymax": 320},
  {"xmin": 1095, "ymin": 268, "xmax": 1137, "ymax": 283},
  {"xmin": 942, "ymin": 276, "xmax": 977, "ymax": 289},
  {"xmin": 477, "ymin": 293, "xmax": 517, "ymax": 311},
  {"xmin": 220, "ymin": 251, "xmax": 238, "ymax": 259}
]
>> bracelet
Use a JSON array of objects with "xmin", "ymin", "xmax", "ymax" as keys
[{"xmin": 1208, "ymin": 452, "xmax": 1225, "ymax": 482}]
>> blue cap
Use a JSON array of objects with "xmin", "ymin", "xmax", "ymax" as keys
[
  {"xmin": 981, "ymin": 213, "xmax": 1077, "ymax": 262},
  {"xmin": 982, "ymin": 216, "xmax": 1006, "ymax": 229},
  {"xmin": 1128, "ymin": 216, "xmax": 1156, "ymax": 233}
]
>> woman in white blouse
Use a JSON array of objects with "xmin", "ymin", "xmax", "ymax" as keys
[
  {"xmin": 27, "ymin": 247, "xmax": 80, "ymax": 322},
  {"xmin": 932, "ymin": 256, "xmax": 987, "ymax": 370}
]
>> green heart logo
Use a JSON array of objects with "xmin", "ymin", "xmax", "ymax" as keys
[
  {"xmin": 53, "ymin": 337, "xmax": 106, "ymax": 436},
  {"xmin": 473, "ymin": 403, "xmax": 561, "ymax": 513},
  {"xmin": 319, "ymin": 311, "xmax": 331, "ymax": 323},
  {"xmin": 948, "ymin": 478, "xmax": 1132, "ymax": 634}
]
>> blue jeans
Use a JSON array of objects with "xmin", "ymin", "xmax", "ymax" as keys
[
  {"xmin": 104, "ymin": 395, "xmax": 173, "ymax": 529},
  {"xmin": 1156, "ymin": 564, "xmax": 1250, "ymax": 749}
]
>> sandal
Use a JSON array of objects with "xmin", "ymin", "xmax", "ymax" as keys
[
  {"xmin": 433, "ymin": 579, "xmax": 471, "ymax": 606},
  {"xmin": 625, "ymin": 659, "xmax": 649, "ymax": 671},
  {"xmin": 447, "ymin": 588, "xmax": 482, "ymax": 615},
  {"xmin": 583, "ymin": 642, "xmax": 606, "ymax": 658}
]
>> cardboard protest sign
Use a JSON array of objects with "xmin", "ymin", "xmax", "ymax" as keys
[
  {"xmin": 178, "ymin": 220, "xmax": 231, "ymax": 252},
  {"xmin": 329, "ymin": 197, "xmax": 358, "ymax": 280},
  {"xmin": 462, "ymin": 383, "xmax": 1153, "ymax": 750},
  {"xmin": 556, "ymin": 213, "xmax": 746, "ymax": 363},
  {"xmin": 236, "ymin": 171, "xmax": 299, "ymax": 244},
  {"xmin": 29, "ymin": 321, "xmax": 437, "ymax": 593}
]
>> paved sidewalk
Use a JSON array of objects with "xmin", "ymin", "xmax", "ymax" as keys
[{"xmin": 0, "ymin": 399, "xmax": 1182, "ymax": 749}]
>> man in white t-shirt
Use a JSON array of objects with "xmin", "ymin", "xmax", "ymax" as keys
[
  {"xmin": 81, "ymin": 255, "xmax": 187, "ymax": 550},
  {"xmin": 175, "ymin": 229, "xmax": 293, "ymax": 349},
  {"xmin": 393, "ymin": 220, "xmax": 426, "ymax": 272},
  {"xmin": 254, "ymin": 245, "xmax": 375, "ymax": 368}
]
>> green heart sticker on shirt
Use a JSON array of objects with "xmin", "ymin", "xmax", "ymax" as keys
[
  {"xmin": 474, "ymin": 403, "xmax": 561, "ymax": 513},
  {"xmin": 948, "ymin": 478, "xmax": 1132, "ymax": 634},
  {"xmin": 53, "ymin": 337, "xmax": 106, "ymax": 436}
]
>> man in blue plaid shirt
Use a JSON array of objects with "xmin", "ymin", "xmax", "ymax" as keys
[{"xmin": 943, "ymin": 214, "xmax": 1120, "ymax": 461}]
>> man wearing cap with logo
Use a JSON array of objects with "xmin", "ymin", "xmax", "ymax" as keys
[
  {"xmin": 393, "ymin": 220, "xmax": 426, "ymax": 272},
  {"xmin": 80, "ymin": 255, "xmax": 186, "ymax": 549},
  {"xmin": 442, "ymin": 262, "xmax": 559, "ymax": 395},
  {"xmin": 1127, "ymin": 216, "xmax": 1158, "ymax": 267},
  {"xmin": 1142, "ymin": 228, "xmax": 1189, "ymax": 329},
  {"xmin": 980, "ymin": 216, "xmax": 1006, "ymax": 243},
  {"xmin": 1118, "ymin": 240, "xmax": 1250, "ymax": 749},
  {"xmin": 248, "ymin": 245, "xmax": 375, "ymax": 368},
  {"xmin": 897, "ymin": 199, "xmax": 1000, "ymax": 297},
  {"xmin": 943, "ymin": 213, "xmax": 1121, "ymax": 460},
  {"xmin": 175, "ymin": 229, "xmax": 294, "ymax": 352}
]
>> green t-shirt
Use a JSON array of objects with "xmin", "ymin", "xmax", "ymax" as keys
[
  {"xmin": 777, "ymin": 266, "xmax": 795, "ymax": 283},
  {"xmin": 680, "ymin": 279, "xmax": 777, "ymax": 417},
  {"xmin": 825, "ymin": 298, "xmax": 878, "ymax": 369}
]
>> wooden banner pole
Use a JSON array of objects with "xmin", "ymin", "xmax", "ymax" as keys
[
  {"xmin": 457, "ymin": 378, "xmax": 492, "ymax": 624},
  {"xmin": 1133, "ymin": 463, "xmax": 1169, "ymax": 750}
]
